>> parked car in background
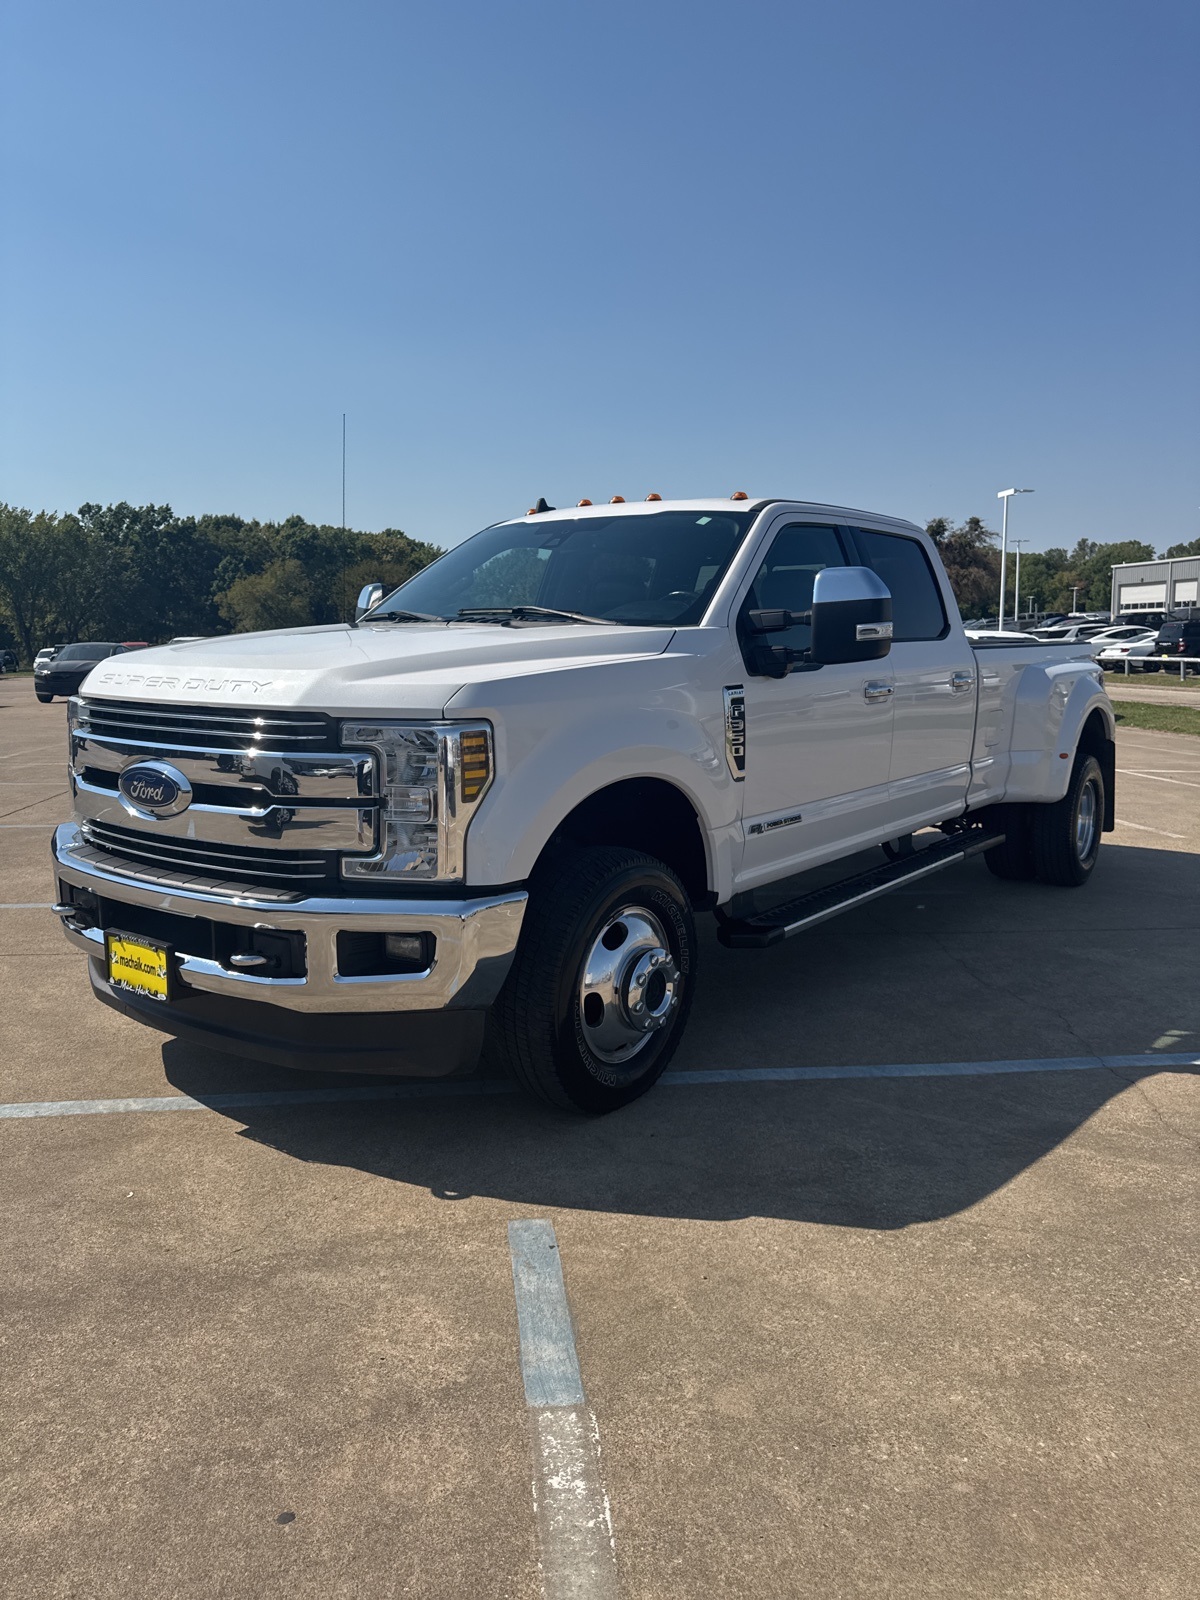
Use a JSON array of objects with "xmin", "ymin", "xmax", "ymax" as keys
[
  {"xmin": 34, "ymin": 646, "xmax": 65, "ymax": 668},
  {"xmin": 1095, "ymin": 629, "xmax": 1158, "ymax": 671},
  {"xmin": 34, "ymin": 643, "xmax": 134, "ymax": 702},
  {"xmin": 1028, "ymin": 622, "xmax": 1110, "ymax": 643},
  {"xmin": 1146, "ymin": 612, "xmax": 1200, "ymax": 675},
  {"xmin": 1087, "ymin": 625, "xmax": 1158, "ymax": 647},
  {"xmin": 0, "ymin": 648, "xmax": 19, "ymax": 673},
  {"xmin": 1113, "ymin": 611, "xmax": 1167, "ymax": 629}
]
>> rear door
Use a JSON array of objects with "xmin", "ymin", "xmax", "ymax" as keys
[{"xmin": 849, "ymin": 526, "xmax": 977, "ymax": 831}]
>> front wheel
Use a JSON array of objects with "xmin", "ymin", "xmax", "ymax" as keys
[
  {"xmin": 491, "ymin": 844, "xmax": 696, "ymax": 1113},
  {"xmin": 1030, "ymin": 753, "xmax": 1104, "ymax": 887}
]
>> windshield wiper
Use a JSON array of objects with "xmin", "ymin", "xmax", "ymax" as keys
[
  {"xmin": 363, "ymin": 609, "xmax": 447, "ymax": 624},
  {"xmin": 455, "ymin": 605, "xmax": 611, "ymax": 626}
]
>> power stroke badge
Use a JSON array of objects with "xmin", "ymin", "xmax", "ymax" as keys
[{"xmin": 723, "ymin": 685, "xmax": 746, "ymax": 781}]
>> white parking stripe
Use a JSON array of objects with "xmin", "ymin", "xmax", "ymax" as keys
[
  {"xmin": 0, "ymin": 1052, "xmax": 1195, "ymax": 1119},
  {"xmin": 1113, "ymin": 818, "xmax": 1187, "ymax": 839},
  {"xmin": 508, "ymin": 1220, "xmax": 617, "ymax": 1600},
  {"xmin": 1118, "ymin": 769, "xmax": 1200, "ymax": 789}
]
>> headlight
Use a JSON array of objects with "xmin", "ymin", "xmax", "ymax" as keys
[{"xmin": 339, "ymin": 721, "xmax": 493, "ymax": 883}]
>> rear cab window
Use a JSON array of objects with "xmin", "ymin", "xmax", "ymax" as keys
[{"xmin": 851, "ymin": 527, "xmax": 949, "ymax": 641}]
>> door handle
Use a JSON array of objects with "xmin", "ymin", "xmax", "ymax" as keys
[
  {"xmin": 949, "ymin": 671, "xmax": 975, "ymax": 694},
  {"xmin": 863, "ymin": 681, "xmax": 893, "ymax": 703}
]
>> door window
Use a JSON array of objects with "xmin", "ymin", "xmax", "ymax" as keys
[
  {"xmin": 852, "ymin": 528, "xmax": 948, "ymax": 641},
  {"xmin": 738, "ymin": 523, "xmax": 846, "ymax": 657}
]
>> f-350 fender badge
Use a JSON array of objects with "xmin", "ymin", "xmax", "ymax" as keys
[{"xmin": 723, "ymin": 685, "xmax": 746, "ymax": 781}]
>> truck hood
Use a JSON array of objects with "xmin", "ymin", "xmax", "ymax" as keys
[{"xmin": 81, "ymin": 621, "xmax": 677, "ymax": 717}]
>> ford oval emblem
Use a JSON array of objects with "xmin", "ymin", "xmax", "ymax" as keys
[{"xmin": 118, "ymin": 761, "xmax": 193, "ymax": 818}]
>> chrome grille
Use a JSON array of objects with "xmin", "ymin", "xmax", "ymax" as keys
[
  {"xmin": 80, "ymin": 698, "xmax": 333, "ymax": 752},
  {"xmin": 81, "ymin": 819, "xmax": 337, "ymax": 893}
]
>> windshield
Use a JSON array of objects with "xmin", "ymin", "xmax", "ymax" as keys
[
  {"xmin": 56, "ymin": 643, "xmax": 120, "ymax": 661},
  {"xmin": 369, "ymin": 510, "xmax": 756, "ymax": 626}
]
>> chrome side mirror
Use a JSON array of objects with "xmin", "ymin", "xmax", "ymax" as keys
[
  {"xmin": 355, "ymin": 582, "xmax": 385, "ymax": 621},
  {"xmin": 809, "ymin": 567, "xmax": 893, "ymax": 664}
]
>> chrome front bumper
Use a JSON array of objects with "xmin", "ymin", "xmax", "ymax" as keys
[{"xmin": 51, "ymin": 822, "xmax": 527, "ymax": 1013}]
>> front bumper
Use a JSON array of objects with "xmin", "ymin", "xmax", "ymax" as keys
[{"xmin": 52, "ymin": 821, "xmax": 527, "ymax": 1014}]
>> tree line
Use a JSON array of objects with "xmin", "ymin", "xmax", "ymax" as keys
[
  {"xmin": 1, "ymin": 499, "xmax": 1196, "ymax": 664},
  {"xmin": 926, "ymin": 518, "xmax": 1198, "ymax": 621},
  {"xmin": 0, "ymin": 502, "xmax": 441, "ymax": 663}
]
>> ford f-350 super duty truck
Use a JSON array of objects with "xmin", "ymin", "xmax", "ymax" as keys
[{"xmin": 51, "ymin": 497, "xmax": 1115, "ymax": 1112}]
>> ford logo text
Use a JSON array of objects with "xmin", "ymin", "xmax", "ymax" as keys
[{"xmin": 117, "ymin": 761, "xmax": 193, "ymax": 818}]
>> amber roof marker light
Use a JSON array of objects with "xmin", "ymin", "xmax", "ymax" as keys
[
  {"xmin": 609, "ymin": 495, "xmax": 626, "ymax": 504},
  {"xmin": 645, "ymin": 492, "xmax": 662, "ymax": 502},
  {"xmin": 577, "ymin": 498, "xmax": 593, "ymax": 507},
  {"xmin": 730, "ymin": 490, "xmax": 749, "ymax": 501}
]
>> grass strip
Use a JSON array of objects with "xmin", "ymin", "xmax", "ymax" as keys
[{"xmin": 1112, "ymin": 701, "xmax": 1200, "ymax": 738}]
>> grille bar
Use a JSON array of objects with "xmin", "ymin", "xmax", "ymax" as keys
[
  {"xmin": 80, "ymin": 698, "xmax": 332, "ymax": 751},
  {"xmin": 64, "ymin": 838, "xmax": 306, "ymax": 904},
  {"xmin": 82, "ymin": 820, "xmax": 334, "ymax": 887}
]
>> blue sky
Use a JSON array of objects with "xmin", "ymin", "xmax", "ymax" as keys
[{"xmin": 3, "ymin": 0, "xmax": 1196, "ymax": 553}]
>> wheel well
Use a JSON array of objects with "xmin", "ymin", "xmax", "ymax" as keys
[
  {"xmin": 544, "ymin": 779, "xmax": 712, "ymax": 907},
  {"xmin": 1079, "ymin": 707, "xmax": 1116, "ymax": 831}
]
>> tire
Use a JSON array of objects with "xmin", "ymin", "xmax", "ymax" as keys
[
  {"xmin": 491, "ymin": 844, "xmax": 696, "ymax": 1113},
  {"xmin": 984, "ymin": 805, "xmax": 1036, "ymax": 880},
  {"xmin": 1030, "ymin": 753, "xmax": 1104, "ymax": 888},
  {"xmin": 35, "ymin": 692, "xmax": 52, "ymax": 703}
]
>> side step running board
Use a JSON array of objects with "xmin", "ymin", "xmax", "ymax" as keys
[{"xmin": 716, "ymin": 830, "xmax": 1006, "ymax": 949}]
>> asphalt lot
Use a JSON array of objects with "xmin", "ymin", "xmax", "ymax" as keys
[{"xmin": 1, "ymin": 683, "xmax": 1197, "ymax": 1599}]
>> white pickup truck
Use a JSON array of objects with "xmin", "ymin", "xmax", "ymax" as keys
[{"xmin": 51, "ymin": 496, "xmax": 1115, "ymax": 1112}]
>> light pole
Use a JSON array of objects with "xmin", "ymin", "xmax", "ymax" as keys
[
  {"xmin": 1012, "ymin": 538, "xmax": 1029, "ymax": 623},
  {"xmin": 997, "ymin": 488, "xmax": 1034, "ymax": 628},
  {"xmin": 1071, "ymin": 585, "xmax": 1082, "ymax": 614}
]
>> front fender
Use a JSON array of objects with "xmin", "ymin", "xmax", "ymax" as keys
[{"xmin": 457, "ymin": 704, "xmax": 739, "ymax": 897}]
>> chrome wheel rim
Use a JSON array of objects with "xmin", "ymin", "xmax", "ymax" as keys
[
  {"xmin": 578, "ymin": 905, "xmax": 680, "ymax": 1065},
  {"xmin": 1076, "ymin": 777, "xmax": 1099, "ymax": 862}
]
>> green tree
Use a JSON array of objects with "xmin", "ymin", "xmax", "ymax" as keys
[
  {"xmin": 0, "ymin": 505, "xmax": 62, "ymax": 661},
  {"xmin": 926, "ymin": 516, "xmax": 1000, "ymax": 617},
  {"xmin": 46, "ymin": 515, "xmax": 117, "ymax": 641},
  {"xmin": 1164, "ymin": 537, "xmax": 1200, "ymax": 559},
  {"xmin": 216, "ymin": 558, "xmax": 314, "ymax": 632}
]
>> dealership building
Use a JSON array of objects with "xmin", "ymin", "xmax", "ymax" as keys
[{"xmin": 1111, "ymin": 555, "xmax": 1200, "ymax": 616}]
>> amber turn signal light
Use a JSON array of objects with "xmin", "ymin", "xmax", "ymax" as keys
[{"xmin": 458, "ymin": 730, "xmax": 491, "ymax": 803}]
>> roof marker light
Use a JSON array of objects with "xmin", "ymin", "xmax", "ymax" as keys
[
  {"xmin": 577, "ymin": 498, "xmax": 593, "ymax": 507},
  {"xmin": 609, "ymin": 495, "xmax": 626, "ymax": 504},
  {"xmin": 645, "ymin": 492, "xmax": 662, "ymax": 502},
  {"xmin": 730, "ymin": 490, "xmax": 749, "ymax": 501}
]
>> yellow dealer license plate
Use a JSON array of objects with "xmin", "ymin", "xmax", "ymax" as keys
[{"xmin": 106, "ymin": 932, "xmax": 173, "ymax": 1003}]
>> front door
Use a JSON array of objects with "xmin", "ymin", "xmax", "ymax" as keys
[{"xmin": 732, "ymin": 521, "xmax": 896, "ymax": 891}]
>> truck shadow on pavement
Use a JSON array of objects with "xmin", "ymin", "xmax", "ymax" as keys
[
  {"xmin": 160, "ymin": 1049, "xmax": 1190, "ymax": 1230},
  {"xmin": 162, "ymin": 842, "xmax": 1199, "ymax": 1228}
]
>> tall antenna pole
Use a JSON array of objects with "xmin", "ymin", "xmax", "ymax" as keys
[{"xmin": 341, "ymin": 413, "xmax": 346, "ymax": 533}]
